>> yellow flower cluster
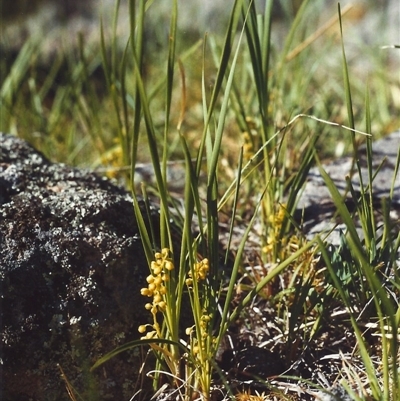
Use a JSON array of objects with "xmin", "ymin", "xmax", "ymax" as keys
[
  {"xmin": 263, "ymin": 203, "xmax": 287, "ymax": 255},
  {"xmin": 242, "ymin": 117, "xmax": 258, "ymax": 162},
  {"xmin": 185, "ymin": 258, "xmax": 209, "ymax": 287},
  {"xmin": 100, "ymin": 141, "xmax": 124, "ymax": 179},
  {"xmin": 138, "ymin": 248, "xmax": 174, "ymax": 339}
]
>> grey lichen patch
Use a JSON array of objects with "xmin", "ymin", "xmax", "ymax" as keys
[{"xmin": 0, "ymin": 133, "xmax": 160, "ymax": 400}]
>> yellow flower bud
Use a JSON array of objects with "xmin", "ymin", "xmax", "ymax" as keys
[
  {"xmin": 141, "ymin": 288, "xmax": 152, "ymax": 297},
  {"xmin": 153, "ymin": 294, "xmax": 162, "ymax": 304},
  {"xmin": 164, "ymin": 261, "xmax": 174, "ymax": 271},
  {"xmin": 145, "ymin": 331, "xmax": 157, "ymax": 339},
  {"xmin": 153, "ymin": 266, "xmax": 162, "ymax": 275},
  {"xmin": 138, "ymin": 325, "xmax": 147, "ymax": 333}
]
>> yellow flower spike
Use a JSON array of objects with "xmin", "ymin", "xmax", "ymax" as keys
[
  {"xmin": 148, "ymin": 283, "xmax": 156, "ymax": 292},
  {"xmin": 158, "ymin": 286, "xmax": 167, "ymax": 295}
]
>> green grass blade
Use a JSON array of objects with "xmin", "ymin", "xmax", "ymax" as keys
[
  {"xmin": 261, "ymin": 0, "xmax": 273, "ymax": 78},
  {"xmin": 338, "ymin": 3, "xmax": 355, "ymax": 132},
  {"xmin": 195, "ymin": 0, "xmax": 244, "ymax": 176},
  {"xmin": 278, "ymin": 0, "xmax": 312, "ymax": 69},
  {"xmin": 0, "ymin": 37, "xmax": 39, "ymax": 130},
  {"xmin": 132, "ymin": 193, "xmax": 155, "ymax": 265},
  {"xmin": 99, "ymin": 18, "xmax": 111, "ymax": 90},
  {"xmin": 317, "ymin": 158, "xmax": 363, "ymax": 251},
  {"xmin": 224, "ymin": 147, "xmax": 244, "ymax": 266},
  {"xmin": 91, "ymin": 338, "xmax": 187, "ymax": 371}
]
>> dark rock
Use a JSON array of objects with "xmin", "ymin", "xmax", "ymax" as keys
[{"xmin": 0, "ymin": 133, "xmax": 159, "ymax": 400}]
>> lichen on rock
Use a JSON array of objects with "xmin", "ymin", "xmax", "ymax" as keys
[{"xmin": 0, "ymin": 133, "xmax": 158, "ymax": 400}]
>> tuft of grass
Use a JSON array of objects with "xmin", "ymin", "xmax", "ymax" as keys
[{"xmin": 2, "ymin": 0, "xmax": 399, "ymax": 400}]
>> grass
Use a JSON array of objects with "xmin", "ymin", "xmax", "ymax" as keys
[{"xmin": 1, "ymin": 0, "xmax": 399, "ymax": 400}]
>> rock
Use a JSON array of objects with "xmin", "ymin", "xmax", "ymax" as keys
[
  {"xmin": 0, "ymin": 133, "xmax": 160, "ymax": 400},
  {"xmin": 317, "ymin": 385, "xmax": 355, "ymax": 401},
  {"xmin": 297, "ymin": 130, "xmax": 400, "ymax": 245}
]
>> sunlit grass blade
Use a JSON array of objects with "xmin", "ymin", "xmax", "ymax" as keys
[
  {"xmin": 338, "ymin": 3, "xmax": 355, "ymax": 133},
  {"xmin": 91, "ymin": 338, "xmax": 187, "ymax": 371}
]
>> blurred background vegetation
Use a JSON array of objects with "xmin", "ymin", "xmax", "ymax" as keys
[{"xmin": 1, "ymin": 0, "xmax": 399, "ymax": 179}]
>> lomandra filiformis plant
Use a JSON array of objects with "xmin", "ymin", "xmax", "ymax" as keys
[
  {"xmin": 138, "ymin": 249, "xmax": 215, "ymax": 398},
  {"xmin": 90, "ymin": 0, "xmax": 356, "ymax": 399}
]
